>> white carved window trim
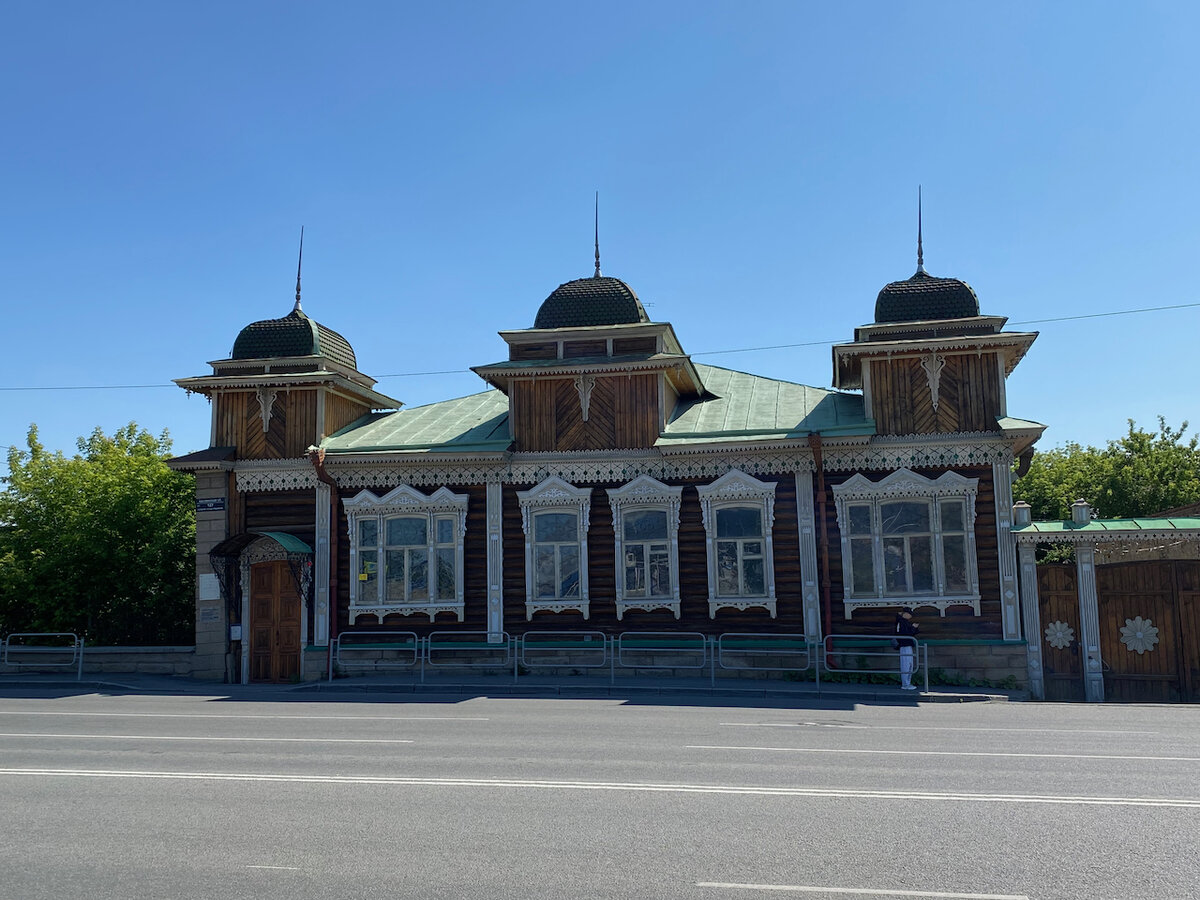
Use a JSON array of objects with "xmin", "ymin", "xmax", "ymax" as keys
[
  {"xmin": 832, "ymin": 468, "xmax": 980, "ymax": 618},
  {"xmin": 696, "ymin": 469, "xmax": 778, "ymax": 619},
  {"xmin": 606, "ymin": 475, "xmax": 683, "ymax": 620},
  {"xmin": 517, "ymin": 476, "xmax": 592, "ymax": 620},
  {"xmin": 344, "ymin": 485, "xmax": 469, "ymax": 623}
]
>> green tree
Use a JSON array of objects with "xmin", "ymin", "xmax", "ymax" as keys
[
  {"xmin": 1015, "ymin": 418, "xmax": 1200, "ymax": 520},
  {"xmin": 0, "ymin": 424, "xmax": 195, "ymax": 644}
]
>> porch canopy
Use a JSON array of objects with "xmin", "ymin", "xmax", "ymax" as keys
[{"xmin": 208, "ymin": 531, "xmax": 314, "ymax": 620}]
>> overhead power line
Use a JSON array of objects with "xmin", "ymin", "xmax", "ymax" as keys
[{"xmin": 0, "ymin": 300, "xmax": 1196, "ymax": 392}]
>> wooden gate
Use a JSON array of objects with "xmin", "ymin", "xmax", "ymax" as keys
[
  {"xmin": 249, "ymin": 560, "xmax": 302, "ymax": 683},
  {"xmin": 1097, "ymin": 561, "xmax": 1200, "ymax": 702},
  {"xmin": 1036, "ymin": 565, "xmax": 1084, "ymax": 701}
]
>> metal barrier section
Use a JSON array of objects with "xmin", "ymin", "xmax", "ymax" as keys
[
  {"xmin": 426, "ymin": 631, "xmax": 512, "ymax": 669},
  {"xmin": 332, "ymin": 631, "xmax": 420, "ymax": 681},
  {"xmin": 2, "ymin": 633, "xmax": 84, "ymax": 680},
  {"xmin": 822, "ymin": 634, "xmax": 920, "ymax": 681},
  {"xmin": 615, "ymin": 632, "xmax": 707, "ymax": 683},
  {"xmin": 717, "ymin": 633, "xmax": 810, "ymax": 673},
  {"xmin": 519, "ymin": 631, "xmax": 608, "ymax": 670}
]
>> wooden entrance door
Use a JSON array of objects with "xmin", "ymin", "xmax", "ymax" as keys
[
  {"xmin": 249, "ymin": 561, "xmax": 302, "ymax": 683},
  {"xmin": 1037, "ymin": 564, "xmax": 1084, "ymax": 701},
  {"xmin": 1097, "ymin": 560, "xmax": 1200, "ymax": 703}
]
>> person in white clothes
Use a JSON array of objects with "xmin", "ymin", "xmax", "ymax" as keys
[{"xmin": 894, "ymin": 606, "xmax": 919, "ymax": 690}]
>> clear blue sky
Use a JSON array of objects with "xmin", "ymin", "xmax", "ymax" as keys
[{"xmin": 2, "ymin": 2, "xmax": 1197, "ymax": 469}]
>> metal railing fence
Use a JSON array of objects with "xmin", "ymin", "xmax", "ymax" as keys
[{"xmin": 1, "ymin": 633, "xmax": 85, "ymax": 680}]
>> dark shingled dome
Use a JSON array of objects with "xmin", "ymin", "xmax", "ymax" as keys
[
  {"xmin": 231, "ymin": 308, "xmax": 357, "ymax": 370},
  {"xmin": 534, "ymin": 276, "xmax": 650, "ymax": 329},
  {"xmin": 874, "ymin": 270, "xmax": 980, "ymax": 323}
]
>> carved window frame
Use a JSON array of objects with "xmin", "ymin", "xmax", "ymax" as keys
[
  {"xmin": 344, "ymin": 485, "xmax": 469, "ymax": 623},
  {"xmin": 696, "ymin": 469, "xmax": 778, "ymax": 619},
  {"xmin": 517, "ymin": 476, "xmax": 592, "ymax": 620},
  {"xmin": 606, "ymin": 475, "xmax": 683, "ymax": 620},
  {"xmin": 832, "ymin": 468, "xmax": 980, "ymax": 618}
]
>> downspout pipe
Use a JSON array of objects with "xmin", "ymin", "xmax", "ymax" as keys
[
  {"xmin": 808, "ymin": 433, "xmax": 835, "ymax": 665},
  {"xmin": 308, "ymin": 447, "xmax": 340, "ymax": 680}
]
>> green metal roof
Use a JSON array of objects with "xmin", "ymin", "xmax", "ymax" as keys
[
  {"xmin": 1014, "ymin": 518, "xmax": 1200, "ymax": 535},
  {"xmin": 997, "ymin": 416, "xmax": 1046, "ymax": 431},
  {"xmin": 657, "ymin": 364, "xmax": 871, "ymax": 445},
  {"xmin": 322, "ymin": 390, "xmax": 511, "ymax": 454},
  {"xmin": 251, "ymin": 531, "xmax": 313, "ymax": 553}
]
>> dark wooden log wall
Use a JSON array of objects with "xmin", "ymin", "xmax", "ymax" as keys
[
  {"xmin": 820, "ymin": 466, "xmax": 1002, "ymax": 639},
  {"xmin": 333, "ymin": 484, "xmax": 489, "ymax": 636},
  {"xmin": 499, "ymin": 473, "xmax": 804, "ymax": 636},
  {"xmin": 509, "ymin": 375, "xmax": 660, "ymax": 451},
  {"xmin": 870, "ymin": 353, "xmax": 1001, "ymax": 436}
]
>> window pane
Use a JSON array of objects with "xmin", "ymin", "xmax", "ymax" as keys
[
  {"xmin": 409, "ymin": 549, "xmax": 428, "ymax": 601},
  {"xmin": 943, "ymin": 535, "xmax": 968, "ymax": 592},
  {"xmin": 535, "ymin": 512, "xmax": 577, "ymax": 543},
  {"xmin": 358, "ymin": 519, "xmax": 378, "ymax": 548},
  {"xmin": 387, "ymin": 517, "xmax": 426, "ymax": 547},
  {"xmin": 436, "ymin": 547, "xmax": 455, "ymax": 598},
  {"xmin": 717, "ymin": 541, "xmax": 739, "ymax": 594},
  {"xmin": 743, "ymin": 557, "xmax": 765, "ymax": 595},
  {"xmin": 881, "ymin": 501, "xmax": 929, "ymax": 535},
  {"xmin": 742, "ymin": 541, "xmax": 762, "ymax": 558},
  {"xmin": 850, "ymin": 538, "xmax": 875, "ymax": 596},
  {"xmin": 883, "ymin": 538, "xmax": 907, "ymax": 592},
  {"xmin": 848, "ymin": 505, "xmax": 872, "ymax": 535},
  {"xmin": 358, "ymin": 550, "xmax": 378, "ymax": 603},
  {"xmin": 385, "ymin": 550, "xmax": 406, "ymax": 602},
  {"xmin": 436, "ymin": 517, "xmax": 455, "ymax": 545},
  {"xmin": 910, "ymin": 537, "xmax": 933, "ymax": 592},
  {"xmin": 625, "ymin": 509, "xmax": 668, "ymax": 541},
  {"xmin": 716, "ymin": 507, "xmax": 762, "ymax": 539},
  {"xmin": 649, "ymin": 548, "xmax": 670, "ymax": 597},
  {"xmin": 624, "ymin": 544, "xmax": 646, "ymax": 596},
  {"xmin": 535, "ymin": 546, "xmax": 557, "ymax": 598},
  {"xmin": 940, "ymin": 500, "xmax": 964, "ymax": 533},
  {"xmin": 559, "ymin": 546, "xmax": 580, "ymax": 597}
]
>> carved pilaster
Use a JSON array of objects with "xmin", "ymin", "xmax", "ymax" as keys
[
  {"xmin": 992, "ymin": 462, "xmax": 1021, "ymax": 640},
  {"xmin": 1076, "ymin": 546, "xmax": 1105, "ymax": 702},
  {"xmin": 486, "ymin": 482, "xmax": 504, "ymax": 640},
  {"xmin": 794, "ymin": 470, "xmax": 821, "ymax": 639},
  {"xmin": 1017, "ymin": 543, "xmax": 1044, "ymax": 700},
  {"xmin": 314, "ymin": 482, "xmax": 331, "ymax": 646}
]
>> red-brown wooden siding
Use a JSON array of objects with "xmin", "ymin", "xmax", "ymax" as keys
[{"xmin": 870, "ymin": 354, "xmax": 1001, "ymax": 436}]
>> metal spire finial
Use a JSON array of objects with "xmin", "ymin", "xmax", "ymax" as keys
[
  {"xmin": 594, "ymin": 191, "xmax": 601, "ymax": 278},
  {"xmin": 916, "ymin": 186, "xmax": 925, "ymax": 274},
  {"xmin": 293, "ymin": 226, "xmax": 305, "ymax": 313}
]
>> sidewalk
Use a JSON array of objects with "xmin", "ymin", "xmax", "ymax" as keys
[{"xmin": 0, "ymin": 670, "xmax": 1024, "ymax": 703}]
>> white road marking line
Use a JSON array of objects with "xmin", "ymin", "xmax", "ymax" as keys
[
  {"xmin": 696, "ymin": 883, "xmax": 1029, "ymax": 899},
  {"xmin": 246, "ymin": 866, "xmax": 300, "ymax": 871},
  {"xmin": 0, "ymin": 711, "xmax": 487, "ymax": 721},
  {"xmin": 0, "ymin": 768, "xmax": 1197, "ymax": 808},
  {"xmin": 688, "ymin": 745, "xmax": 1200, "ymax": 763},
  {"xmin": 0, "ymin": 733, "xmax": 413, "ymax": 744},
  {"xmin": 720, "ymin": 723, "xmax": 1157, "ymax": 735}
]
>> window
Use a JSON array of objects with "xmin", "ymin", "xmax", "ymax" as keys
[
  {"xmin": 518, "ymin": 477, "xmax": 592, "ymax": 620},
  {"xmin": 344, "ymin": 485, "xmax": 469, "ymax": 622},
  {"xmin": 607, "ymin": 476, "xmax": 683, "ymax": 619},
  {"xmin": 833, "ymin": 469, "xmax": 980, "ymax": 618},
  {"xmin": 697, "ymin": 469, "xmax": 778, "ymax": 618}
]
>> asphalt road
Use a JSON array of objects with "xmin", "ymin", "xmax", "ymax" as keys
[{"xmin": 0, "ymin": 687, "xmax": 1197, "ymax": 900}]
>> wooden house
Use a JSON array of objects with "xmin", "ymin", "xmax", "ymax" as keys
[{"xmin": 171, "ymin": 249, "xmax": 1043, "ymax": 684}]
